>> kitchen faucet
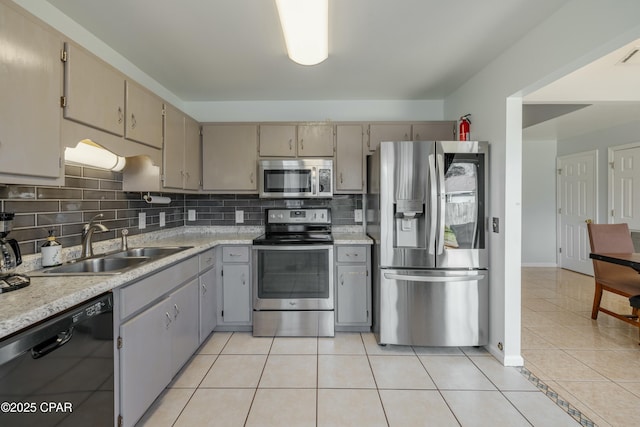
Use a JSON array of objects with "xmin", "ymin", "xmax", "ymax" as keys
[{"xmin": 80, "ymin": 213, "xmax": 109, "ymax": 258}]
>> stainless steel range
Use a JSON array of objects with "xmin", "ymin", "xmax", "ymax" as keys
[{"xmin": 252, "ymin": 208, "xmax": 334, "ymax": 337}]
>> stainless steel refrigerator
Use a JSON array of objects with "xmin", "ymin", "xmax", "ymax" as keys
[{"xmin": 366, "ymin": 141, "xmax": 489, "ymax": 346}]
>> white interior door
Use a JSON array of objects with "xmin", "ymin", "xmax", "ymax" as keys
[
  {"xmin": 557, "ymin": 151, "xmax": 597, "ymax": 275},
  {"xmin": 610, "ymin": 144, "xmax": 640, "ymax": 231}
]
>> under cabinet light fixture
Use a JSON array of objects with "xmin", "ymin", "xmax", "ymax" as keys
[
  {"xmin": 276, "ymin": 0, "xmax": 328, "ymax": 66},
  {"xmin": 64, "ymin": 139, "xmax": 127, "ymax": 171}
]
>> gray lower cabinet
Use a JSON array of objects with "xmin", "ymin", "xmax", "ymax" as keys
[
  {"xmin": 199, "ymin": 249, "xmax": 217, "ymax": 343},
  {"xmin": 116, "ymin": 256, "xmax": 199, "ymax": 427},
  {"xmin": 335, "ymin": 245, "xmax": 371, "ymax": 331},
  {"xmin": 216, "ymin": 246, "xmax": 252, "ymax": 329}
]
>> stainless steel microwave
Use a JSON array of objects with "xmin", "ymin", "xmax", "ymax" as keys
[{"xmin": 259, "ymin": 159, "xmax": 333, "ymax": 198}]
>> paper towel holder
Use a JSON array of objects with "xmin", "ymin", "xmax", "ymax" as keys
[{"xmin": 143, "ymin": 193, "xmax": 171, "ymax": 205}]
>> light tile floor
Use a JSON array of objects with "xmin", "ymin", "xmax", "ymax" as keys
[
  {"xmin": 521, "ymin": 267, "xmax": 640, "ymax": 427},
  {"xmin": 137, "ymin": 266, "xmax": 640, "ymax": 427}
]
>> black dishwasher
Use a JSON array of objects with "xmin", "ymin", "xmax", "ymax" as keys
[{"xmin": 0, "ymin": 293, "xmax": 114, "ymax": 427}]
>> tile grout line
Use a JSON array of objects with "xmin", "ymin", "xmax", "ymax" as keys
[{"xmin": 518, "ymin": 366, "xmax": 597, "ymax": 427}]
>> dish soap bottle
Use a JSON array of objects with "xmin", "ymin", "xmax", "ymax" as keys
[{"xmin": 41, "ymin": 230, "xmax": 62, "ymax": 267}]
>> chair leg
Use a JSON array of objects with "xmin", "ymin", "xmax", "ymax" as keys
[{"xmin": 591, "ymin": 282, "xmax": 603, "ymax": 319}]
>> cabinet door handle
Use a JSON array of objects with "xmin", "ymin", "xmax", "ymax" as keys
[
  {"xmin": 415, "ymin": 133, "xmax": 420, "ymax": 139},
  {"xmin": 117, "ymin": 107, "xmax": 123, "ymax": 124},
  {"xmin": 289, "ymin": 139, "xmax": 292, "ymax": 150},
  {"xmin": 201, "ymin": 283, "xmax": 207, "ymax": 294},
  {"xmin": 300, "ymin": 138, "xmax": 304, "ymax": 150},
  {"xmin": 241, "ymin": 274, "xmax": 246, "ymax": 286},
  {"xmin": 174, "ymin": 304, "xmax": 180, "ymax": 318},
  {"xmin": 340, "ymin": 172, "xmax": 343, "ymax": 184},
  {"xmin": 131, "ymin": 113, "xmax": 137, "ymax": 129},
  {"xmin": 250, "ymin": 172, "xmax": 254, "ymax": 183},
  {"xmin": 340, "ymin": 274, "xmax": 344, "ymax": 285},
  {"xmin": 165, "ymin": 312, "xmax": 172, "ymax": 329}
]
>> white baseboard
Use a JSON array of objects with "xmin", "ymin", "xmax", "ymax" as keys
[
  {"xmin": 521, "ymin": 262, "xmax": 558, "ymax": 267},
  {"xmin": 486, "ymin": 344, "xmax": 525, "ymax": 367}
]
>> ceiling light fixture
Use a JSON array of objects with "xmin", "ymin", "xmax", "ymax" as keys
[{"xmin": 276, "ymin": 0, "xmax": 328, "ymax": 66}]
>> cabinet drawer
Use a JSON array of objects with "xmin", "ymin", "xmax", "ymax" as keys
[
  {"xmin": 222, "ymin": 246, "xmax": 249, "ymax": 263},
  {"xmin": 336, "ymin": 246, "xmax": 367, "ymax": 263},
  {"xmin": 120, "ymin": 256, "xmax": 199, "ymax": 319},
  {"xmin": 199, "ymin": 249, "xmax": 215, "ymax": 271}
]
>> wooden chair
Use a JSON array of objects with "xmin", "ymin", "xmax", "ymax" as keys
[{"xmin": 587, "ymin": 223, "xmax": 640, "ymax": 331}]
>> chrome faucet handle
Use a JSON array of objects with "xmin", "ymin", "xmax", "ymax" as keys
[{"xmin": 121, "ymin": 229, "xmax": 129, "ymax": 251}]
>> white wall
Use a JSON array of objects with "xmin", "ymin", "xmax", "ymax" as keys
[
  {"xmin": 444, "ymin": 0, "xmax": 640, "ymax": 365},
  {"xmin": 522, "ymin": 140, "xmax": 557, "ymax": 266}
]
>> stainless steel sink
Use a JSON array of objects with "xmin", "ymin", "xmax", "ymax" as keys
[
  {"xmin": 31, "ymin": 246, "xmax": 193, "ymax": 276},
  {"xmin": 41, "ymin": 257, "xmax": 149, "ymax": 274},
  {"xmin": 108, "ymin": 247, "xmax": 188, "ymax": 258}
]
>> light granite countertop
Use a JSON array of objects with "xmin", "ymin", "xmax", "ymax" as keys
[{"xmin": 0, "ymin": 226, "xmax": 371, "ymax": 340}]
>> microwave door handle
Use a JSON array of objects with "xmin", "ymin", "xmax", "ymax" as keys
[
  {"xmin": 436, "ymin": 153, "xmax": 446, "ymax": 255},
  {"xmin": 428, "ymin": 154, "xmax": 437, "ymax": 254},
  {"xmin": 312, "ymin": 167, "xmax": 317, "ymax": 195}
]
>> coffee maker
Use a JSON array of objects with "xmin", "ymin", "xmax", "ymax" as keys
[{"xmin": 0, "ymin": 212, "xmax": 30, "ymax": 292}]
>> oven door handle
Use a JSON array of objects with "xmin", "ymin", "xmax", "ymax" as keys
[{"xmin": 30, "ymin": 327, "xmax": 74, "ymax": 359}]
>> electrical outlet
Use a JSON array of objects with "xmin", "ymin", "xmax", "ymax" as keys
[
  {"xmin": 492, "ymin": 217, "xmax": 499, "ymax": 233},
  {"xmin": 188, "ymin": 209, "xmax": 196, "ymax": 221},
  {"xmin": 235, "ymin": 210, "xmax": 244, "ymax": 224},
  {"xmin": 138, "ymin": 212, "xmax": 146, "ymax": 229},
  {"xmin": 159, "ymin": 212, "xmax": 166, "ymax": 227},
  {"xmin": 354, "ymin": 209, "xmax": 363, "ymax": 223}
]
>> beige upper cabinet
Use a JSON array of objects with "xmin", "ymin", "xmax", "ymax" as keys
[
  {"xmin": 162, "ymin": 103, "xmax": 185, "ymax": 189},
  {"xmin": 63, "ymin": 42, "xmax": 125, "ymax": 137},
  {"xmin": 259, "ymin": 124, "xmax": 296, "ymax": 157},
  {"xmin": 335, "ymin": 125, "xmax": 364, "ymax": 193},
  {"xmin": 202, "ymin": 124, "xmax": 258, "ymax": 192},
  {"xmin": 163, "ymin": 105, "xmax": 201, "ymax": 191},
  {"xmin": 297, "ymin": 124, "xmax": 334, "ymax": 157},
  {"xmin": 367, "ymin": 124, "xmax": 411, "ymax": 153},
  {"xmin": 0, "ymin": 1, "xmax": 63, "ymax": 183},
  {"xmin": 183, "ymin": 116, "xmax": 201, "ymax": 191},
  {"xmin": 125, "ymin": 81, "xmax": 163, "ymax": 149},
  {"xmin": 413, "ymin": 121, "xmax": 456, "ymax": 141}
]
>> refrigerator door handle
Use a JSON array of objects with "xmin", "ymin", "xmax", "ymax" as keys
[
  {"xmin": 428, "ymin": 154, "xmax": 437, "ymax": 254},
  {"xmin": 384, "ymin": 273, "xmax": 485, "ymax": 282},
  {"xmin": 436, "ymin": 152, "xmax": 446, "ymax": 254}
]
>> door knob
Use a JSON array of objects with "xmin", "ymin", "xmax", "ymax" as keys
[{"xmin": 585, "ymin": 219, "xmax": 593, "ymax": 224}]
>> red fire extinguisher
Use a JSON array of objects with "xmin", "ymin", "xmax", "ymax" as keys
[{"xmin": 459, "ymin": 114, "xmax": 471, "ymax": 141}]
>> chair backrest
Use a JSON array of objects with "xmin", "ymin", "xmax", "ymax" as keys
[{"xmin": 587, "ymin": 223, "xmax": 635, "ymax": 279}]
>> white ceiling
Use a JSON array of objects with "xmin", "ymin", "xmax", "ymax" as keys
[
  {"xmin": 42, "ymin": 0, "xmax": 640, "ymax": 140},
  {"xmin": 45, "ymin": 0, "xmax": 569, "ymax": 102},
  {"xmin": 523, "ymin": 39, "xmax": 640, "ymax": 140}
]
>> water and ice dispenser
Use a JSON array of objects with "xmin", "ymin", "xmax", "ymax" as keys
[{"xmin": 393, "ymin": 199, "xmax": 426, "ymax": 248}]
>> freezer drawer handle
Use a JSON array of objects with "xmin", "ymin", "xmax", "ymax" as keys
[{"xmin": 384, "ymin": 273, "xmax": 485, "ymax": 282}]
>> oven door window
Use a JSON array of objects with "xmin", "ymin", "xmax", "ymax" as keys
[
  {"xmin": 264, "ymin": 169, "xmax": 312, "ymax": 193},
  {"xmin": 257, "ymin": 249, "xmax": 329, "ymax": 299}
]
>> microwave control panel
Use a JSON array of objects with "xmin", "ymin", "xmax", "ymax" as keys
[{"xmin": 318, "ymin": 169, "xmax": 331, "ymax": 193}]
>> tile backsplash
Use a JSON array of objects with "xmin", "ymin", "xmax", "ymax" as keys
[{"xmin": 0, "ymin": 165, "xmax": 362, "ymax": 255}]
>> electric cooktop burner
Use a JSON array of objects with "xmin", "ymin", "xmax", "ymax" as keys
[{"xmin": 253, "ymin": 208, "xmax": 333, "ymax": 245}]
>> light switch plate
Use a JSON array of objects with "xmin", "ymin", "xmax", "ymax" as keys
[
  {"xmin": 235, "ymin": 210, "xmax": 244, "ymax": 224},
  {"xmin": 188, "ymin": 209, "xmax": 196, "ymax": 221},
  {"xmin": 159, "ymin": 212, "xmax": 166, "ymax": 227},
  {"xmin": 354, "ymin": 209, "xmax": 363, "ymax": 223},
  {"xmin": 138, "ymin": 212, "xmax": 146, "ymax": 229}
]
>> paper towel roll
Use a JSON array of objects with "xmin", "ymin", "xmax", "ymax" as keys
[{"xmin": 143, "ymin": 194, "xmax": 171, "ymax": 204}]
